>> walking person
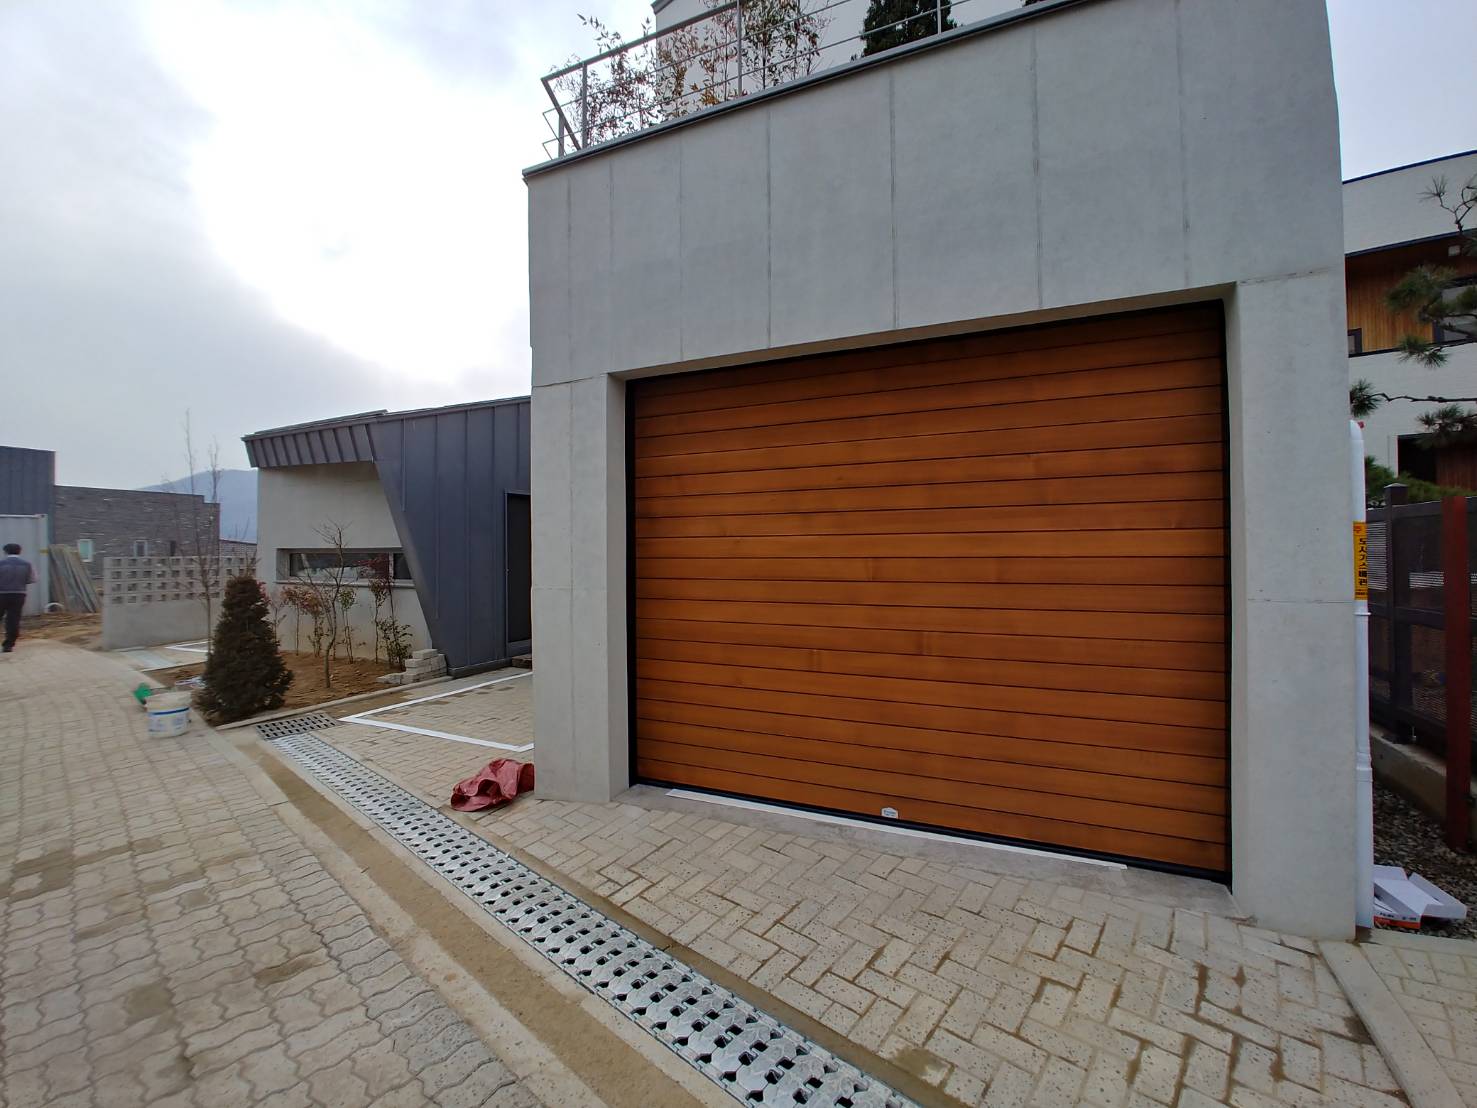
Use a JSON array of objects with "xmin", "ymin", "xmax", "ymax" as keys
[{"xmin": 0, "ymin": 543, "xmax": 37, "ymax": 653}]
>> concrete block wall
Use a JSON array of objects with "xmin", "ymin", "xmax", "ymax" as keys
[
  {"xmin": 527, "ymin": 0, "xmax": 1356, "ymax": 936},
  {"xmin": 54, "ymin": 486, "xmax": 222, "ymax": 582},
  {"xmin": 100, "ymin": 555, "xmax": 255, "ymax": 649}
]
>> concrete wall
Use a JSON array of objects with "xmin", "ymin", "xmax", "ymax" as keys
[
  {"xmin": 528, "ymin": 0, "xmax": 1356, "ymax": 936},
  {"xmin": 254, "ymin": 463, "xmax": 430, "ymax": 657},
  {"xmin": 53, "ymin": 486, "xmax": 220, "ymax": 581},
  {"xmin": 99, "ymin": 554, "xmax": 256, "ymax": 649}
]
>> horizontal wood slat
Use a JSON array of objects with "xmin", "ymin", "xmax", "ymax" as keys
[
  {"xmin": 637, "ymin": 637, "xmax": 1227, "ymax": 700},
  {"xmin": 639, "ymin": 740, "xmax": 1227, "ymax": 835},
  {"xmin": 637, "ymin": 386, "xmax": 1223, "ymax": 460},
  {"xmin": 636, "ymin": 555, "xmax": 1227, "ymax": 585},
  {"xmin": 645, "ymin": 306, "xmax": 1223, "ymax": 401},
  {"xmin": 631, "ymin": 306, "xmax": 1229, "ymax": 872},
  {"xmin": 635, "ymin": 471, "xmax": 1223, "ymax": 517},
  {"xmin": 636, "ymin": 618, "xmax": 1229, "ymax": 671},
  {"xmin": 635, "ymin": 356, "xmax": 1223, "ymax": 439},
  {"xmin": 636, "ymin": 529, "xmax": 1227, "ymax": 559},
  {"xmin": 635, "ymin": 599, "xmax": 1227, "ymax": 642},
  {"xmin": 635, "ymin": 579, "xmax": 1226, "ymax": 615},
  {"xmin": 636, "ymin": 659, "xmax": 1226, "ymax": 729},
  {"xmin": 639, "ymin": 678, "xmax": 1226, "ymax": 757},
  {"xmin": 635, "ymin": 760, "xmax": 1227, "ymax": 871},
  {"xmin": 637, "ymin": 700, "xmax": 1225, "ymax": 784},
  {"xmin": 635, "ymin": 442, "xmax": 1226, "ymax": 498},
  {"xmin": 635, "ymin": 413, "xmax": 1224, "ymax": 479}
]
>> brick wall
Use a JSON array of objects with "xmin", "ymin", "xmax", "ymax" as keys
[{"xmin": 53, "ymin": 486, "xmax": 222, "ymax": 581}]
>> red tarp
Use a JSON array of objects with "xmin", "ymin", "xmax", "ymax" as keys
[{"xmin": 450, "ymin": 758, "xmax": 535, "ymax": 812}]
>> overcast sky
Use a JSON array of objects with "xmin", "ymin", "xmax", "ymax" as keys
[{"xmin": 2, "ymin": 0, "xmax": 1474, "ymax": 488}]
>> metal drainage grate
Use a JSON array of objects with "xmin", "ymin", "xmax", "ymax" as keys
[
  {"xmin": 275, "ymin": 733, "xmax": 913, "ymax": 1108},
  {"xmin": 257, "ymin": 713, "xmax": 340, "ymax": 740}
]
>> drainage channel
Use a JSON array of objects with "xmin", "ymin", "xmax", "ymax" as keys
[{"xmin": 271, "ymin": 731, "xmax": 914, "ymax": 1108}]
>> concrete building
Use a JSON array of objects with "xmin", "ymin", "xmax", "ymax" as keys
[
  {"xmin": 527, "ymin": 0, "xmax": 1356, "ymax": 936},
  {"xmin": 246, "ymin": 398, "xmax": 532, "ymax": 676},
  {"xmin": 1345, "ymin": 148, "xmax": 1477, "ymax": 476},
  {"xmin": 53, "ymin": 486, "xmax": 223, "ymax": 582}
]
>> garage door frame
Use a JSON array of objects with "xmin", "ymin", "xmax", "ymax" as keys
[{"xmin": 624, "ymin": 302, "xmax": 1232, "ymax": 881}]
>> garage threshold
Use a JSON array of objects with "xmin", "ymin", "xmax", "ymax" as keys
[{"xmin": 660, "ymin": 788, "xmax": 1126, "ymax": 870}]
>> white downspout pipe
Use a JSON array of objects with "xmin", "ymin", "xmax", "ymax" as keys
[{"xmin": 1352, "ymin": 420, "xmax": 1373, "ymax": 929}]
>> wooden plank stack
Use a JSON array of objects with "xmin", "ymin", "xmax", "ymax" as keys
[{"xmin": 48, "ymin": 545, "xmax": 101, "ymax": 613}]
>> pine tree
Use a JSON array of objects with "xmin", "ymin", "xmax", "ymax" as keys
[
  {"xmin": 198, "ymin": 575, "xmax": 293, "ymax": 723},
  {"xmin": 860, "ymin": 0, "xmax": 954, "ymax": 56}
]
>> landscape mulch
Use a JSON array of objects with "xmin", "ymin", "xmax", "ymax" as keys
[{"xmin": 157, "ymin": 651, "xmax": 399, "ymax": 713}]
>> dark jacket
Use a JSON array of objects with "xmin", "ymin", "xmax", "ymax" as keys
[{"xmin": 0, "ymin": 555, "xmax": 36, "ymax": 594}]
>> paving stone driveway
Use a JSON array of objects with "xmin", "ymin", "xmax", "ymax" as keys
[
  {"xmin": 0, "ymin": 643, "xmax": 539, "ymax": 1108},
  {"xmin": 331, "ymin": 676, "xmax": 1415, "ymax": 1108}
]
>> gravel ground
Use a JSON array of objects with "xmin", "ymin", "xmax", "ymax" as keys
[{"xmin": 1374, "ymin": 780, "xmax": 1477, "ymax": 938}]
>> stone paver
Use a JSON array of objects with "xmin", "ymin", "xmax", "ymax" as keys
[
  {"xmin": 1363, "ymin": 932, "xmax": 1477, "ymax": 1107},
  {"xmin": 325, "ymin": 675, "xmax": 1416, "ymax": 1107},
  {"xmin": 0, "ymin": 643, "xmax": 540, "ymax": 1108},
  {"xmin": 332, "ymin": 674, "xmax": 533, "ymax": 805}
]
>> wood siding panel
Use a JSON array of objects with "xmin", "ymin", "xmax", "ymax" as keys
[{"xmin": 631, "ymin": 306, "xmax": 1229, "ymax": 873}]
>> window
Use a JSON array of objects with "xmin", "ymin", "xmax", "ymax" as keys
[
  {"xmin": 1347, "ymin": 329, "xmax": 1363, "ymax": 356},
  {"xmin": 78, "ymin": 538, "xmax": 94, "ymax": 562},
  {"xmin": 132, "ymin": 540, "xmax": 148, "ymax": 557},
  {"xmin": 168, "ymin": 540, "xmax": 178, "ymax": 557},
  {"xmin": 279, "ymin": 549, "xmax": 411, "ymax": 583}
]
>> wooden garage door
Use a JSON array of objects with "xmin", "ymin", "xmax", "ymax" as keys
[{"xmin": 630, "ymin": 305, "xmax": 1229, "ymax": 873}]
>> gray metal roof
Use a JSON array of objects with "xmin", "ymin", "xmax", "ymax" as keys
[{"xmin": 243, "ymin": 397, "xmax": 528, "ymax": 469}]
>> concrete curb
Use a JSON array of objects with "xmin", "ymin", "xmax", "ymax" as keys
[{"xmin": 1321, "ymin": 941, "xmax": 1466, "ymax": 1108}]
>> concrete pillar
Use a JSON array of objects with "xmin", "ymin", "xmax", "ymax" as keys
[{"xmin": 1225, "ymin": 272, "xmax": 1358, "ymax": 938}]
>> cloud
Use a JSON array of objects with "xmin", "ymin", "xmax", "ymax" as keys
[{"xmin": 0, "ymin": 0, "xmax": 644, "ymax": 487}]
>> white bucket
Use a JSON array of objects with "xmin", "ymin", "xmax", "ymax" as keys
[{"xmin": 147, "ymin": 693, "xmax": 192, "ymax": 738}]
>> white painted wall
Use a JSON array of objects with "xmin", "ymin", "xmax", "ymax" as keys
[
  {"xmin": 1353, "ymin": 344, "xmax": 1477, "ymax": 472},
  {"xmin": 1344, "ymin": 150, "xmax": 1477, "ymax": 256},
  {"xmin": 529, "ymin": 0, "xmax": 1355, "ymax": 937},
  {"xmin": 254, "ymin": 463, "xmax": 431, "ymax": 657}
]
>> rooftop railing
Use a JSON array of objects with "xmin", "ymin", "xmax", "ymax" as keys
[{"xmin": 540, "ymin": 0, "xmax": 1007, "ymax": 160}]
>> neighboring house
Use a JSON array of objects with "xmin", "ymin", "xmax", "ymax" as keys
[
  {"xmin": 53, "ymin": 486, "xmax": 221, "ymax": 582},
  {"xmin": 1345, "ymin": 149, "xmax": 1477, "ymax": 482},
  {"xmin": 527, "ymin": 0, "xmax": 1355, "ymax": 937},
  {"xmin": 245, "ymin": 397, "xmax": 531, "ymax": 676}
]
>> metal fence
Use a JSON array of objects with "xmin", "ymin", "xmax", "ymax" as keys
[
  {"xmin": 1367, "ymin": 490, "xmax": 1477, "ymax": 766},
  {"xmin": 540, "ymin": 0, "xmax": 1007, "ymax": 158}
]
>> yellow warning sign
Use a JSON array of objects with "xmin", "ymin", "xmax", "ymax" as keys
[{"xmin": 1353, "ymin": 521, "xmax": 1369, "ymax": 600}]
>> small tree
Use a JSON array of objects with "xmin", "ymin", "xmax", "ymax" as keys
[
  {"xmin": 197, "ymin": 576, "xmax": 292, "ymax": 723},
  {"xmin": 288, "ymin": 522, "xmax": 356, "ymax": 687},
  {"xmin": 860, "ymin": 0, "xmax": 953, "ymax": 56},
  {"xmin": 164, "ymin": 411, "xmax": 227, "ymax": 655}
]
